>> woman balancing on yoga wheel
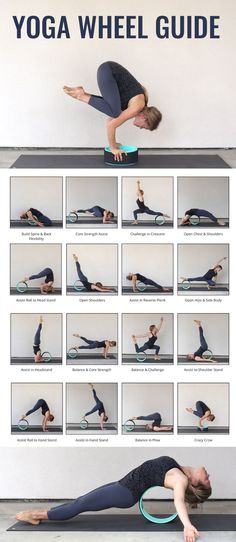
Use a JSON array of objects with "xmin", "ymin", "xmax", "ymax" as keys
[
  {"xmin": 16, "ymin": 455, "xmax": 211, "ymax": 542},
  {"xmin": 63, "ymin": 61, "xmax": 162, "ymax": 162},
  {"xmin": 132, "ymin": 317, "xmax": 164, "ymax": 360}
]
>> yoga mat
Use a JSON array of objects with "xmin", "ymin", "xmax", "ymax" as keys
[
  {"xmin": 122, "ymin": 425, "xmax": 173, "ymax": 434},
  {"xmin": 11, "ymin": 357, "xmax": 62, "ymax": 365},
  {"xmin": 66, "ymin": 217, "xmax": 117, "ymax": 225},
  {"xmin": 178, "ymin": 220, "xmax": 229, "ymax": 228},
  {"xmin": 10, "ymin": 288, "xmax": 62, "ymax": 296},
  {"xmin": 66, "ymin": 353, "xmax": 117, "ymax": 360},
  {"xmin": 10, "ymin": 220, "xmax": 63, "ymax": 228},
  {"xmin": 122, "ymin": 355, "xmax": 173, "ymax": 364},
  {"xmin": 9, "ymin": 513, "xmax": 236, "ymax": 531},
  {"xmin": 66, "ymin": 424, "xmax": 117, "ymax": 432},
  {"xmin": 10, "ymin": 154, "xmax": 230, "ymax": 169},
  {"xmin": 178, "ymin": 426, "xmax": 229, "ymax": 434},
  {"xmin": 11, "ymin": 425, "xmax": 63, "ymax": 434},
  {"xmin": 178, "ymin": 355, "xmax": 229, "ymax": 365},
  {"xmin": 67, "ymin": 286, "xmax": 117, "ymax": 295},
  {"xmin": 122, "ymin": 220, "xmax": 173, "ymax": 228},
  {"xmin": 178, "ymin": 285, "xmax": 229, "ymax": 292},
  {"xmin": 122, "ymin": 287, "xmax": 173, "ymax": 295}
]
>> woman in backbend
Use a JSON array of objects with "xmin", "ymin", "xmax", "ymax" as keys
[
  {"xmin": 132, "ymin": 180, "xmax": 170, "ymax": 225},
  {"xmin": 131, "ymin": 317, "xmax": 164, "ymax": 360},
  {"xmin": 180, "ymin": 208, "xmax": 225, "ymax": 227},
  {"xmin": 20, "ymin": 399, "xmax": 54, "ymax": 432},
  {"xmin": 180, "ymin": 256, "xmax": 227, "ymax": 289},
  {"xmin": 64, "ymin": 61, "xmax": 162, "ymax": 162},
  {"xmin": 72, "ymin": 333, "xmax": 116, "ymax": 359},
  {"xmin": 130, "ymin": 411, "xmax": 172, "ymax": 432},
  {"xmin": 186, "ymin": 320, "xmax": 217, "ymax": 363},
  {"xmin": 186, "ymin": 401, "xmax": 215, "ymax": 430},
  {"xmin": 126, "ymin": 272, "xmax": 170, "ymax": 293},
  {"xmin": 72, "ymin": 254, "xmax": 115, "ymax": 293},
  {"xmin": 20, "ymin": 208, "xmax": 52, "ymax": 227},
  {"xmin": 72, "ymin": 205, "xmax": 114, "ymax": 224},
  {"xmin": 22, "ymin": 268, "xmax": 54, "ymax": 294},
  {"xmin": 16, "ymin": 454, "xmax": 211, "ymax": 542},
  {"xmin": 82, "ymin": 384, "xmax": 108, "ymax": 430}
]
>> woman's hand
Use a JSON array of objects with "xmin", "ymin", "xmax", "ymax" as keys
[
  {"xmin": 111, "ymin": 147, "xmax": 126, "ymax": 162},
  {"xmin": 184, "ymin": 524, "xmax": 199, "ymax": 542}
]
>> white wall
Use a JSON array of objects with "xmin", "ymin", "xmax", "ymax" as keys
[
  {"xmin": 122, "ymin": 313, "xmax": 173, "ymax": 354},
  {"xmin": 11, "ymin": 313, "xmax": 62, "ymax": 357},
  {"xmin": 67, "ymin": 313, "xmax": 118, "ymax": 353},
  {"xmin": 178, "ymin": 313, "xmax": 229, "ymax": 355},
  {"xmin": 122, "ymin": 177, "xmax": 173, "ymax": 220},
  {"xmin": 10, "ymin": 177, "xmax": 63, "ymax": 220},
  {"xmin": 178, "ymin": 383, "xmax": 229, "ymax": 426},
  {"xmin": 122, "ymin": 383, "xmax": 173, "ymax": 424},
  {"xmin": 66, "ymin": 383, "xmax": 117, "ymax": 423},
  {"xmin": 11, "ymin": 383, "xmax": 63, "ymax": 425},
  {"xmin": 122, "ymin": 244, "xmax": 173, "ymax": 286},
  {"xmin": 178, "ymin": 177, "xmax": 229, "ymax": 217},
  {"xmin": 1, "ymin": 1, "xmax": 235, "ymax": 147},
  {"xmin": 10, "ymin": 244, "xmax": 62, "ymax": 287},
  {"xmin": 66, "ymin": 177, "xmax": 117, "ymax": 214},
  {"xmin": 67, "ymin": 244, "xmax": 117, "ymax": 286},
  {"xmin": 178, "ymin": 244, "xmax": 229, "ymax": 283},
  {"xmin": 0, "ymin": 446, "xmax": 235, "ymax": 499}
]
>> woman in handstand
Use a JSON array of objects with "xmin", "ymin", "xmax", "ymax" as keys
[
  {"xmin": 131, "ymin": 317, "xmax": 164, "ymax": 360},
  {"xmin": 180, "ymin": 208, "xmax": 225, "ymax": 227},
  {"xmin": 63, "ymin": 61, "xmax": 162, "ymax": 162},
  {"xmin": 186, "ymin": 401, "xmax": 215, "ymax": 430},
  {"xmin": 72, "ymin": 205, "xmax": 114, "ymax": 224},
  {"xmin": 22, "ymin": 267, "xmax": 54, "ymax": 294},
  {"xmin": 132, "ymin": 180, "xmax": 170, "ymax": 225},
  {"xmin": 130, "ymin": 411, "xmax": 172, "ymax": 432},
  {"xmin": 126, "ymin": 272, "xmax": 170, "ymax": 293},
  {"xmin": 82, "ymin": 384, "xmax": 108, "ymax": 430},
  {"xmin": 20, "ymin": 208, "xmax": 52, "ymax": 227},
  {"xmin": 73, "ymin": 254, "xmax": 115, "ymax": 293},
  {"xmin": 186, "ymin": 320, "xmax": 217, "ymax": 363},
  {"xmin": 72, "ymin": 333, "xmax": 116, "ymax": 359},
  {"xmin": 16, "ymin": 454, "xmax": 211, "ymax": 542},
  {"xmin": 20, "ymin": 399, "xmax": 54, "ymax": 432},
  {"xmin": 181, "ymin": 257, "xmax": 227, "ymax": 289}
]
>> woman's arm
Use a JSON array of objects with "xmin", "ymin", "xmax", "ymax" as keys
[
  {"xmin": 173, "ymin": 482, "xmax": 200, "ymax": 542},
  {"xmin": 132, "ymin": 276, "xmax": 137, "ymax": 292},
  {"xmin": 156, "ymin": 317, "xmax": 164, "ymax": 333},
  {"xmin": 26, "ymin": 211, "xmax": 44, "ymax": 228},
  {"xmin": 107, "ymin": 108, "xmax": 140, "ymax": 160},
  {"xmin": 212, "ymin": 256, "xmax": 227, "ymax": 268},
  {"xmin": 137, "ymin": 180, "xmax": 142, "ymax": 197},
  {"xmin": 134, "ymin": 333, "xmax": 150, "ymax": 339},
  {"xmin": 103, "ymin": 211, "xmax": 111, "ymax": 223},
  {"xmin": 103, "ymin": 344, "xmax": 109, "ymax": 358}
]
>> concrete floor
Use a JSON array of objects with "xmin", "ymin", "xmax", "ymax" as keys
[
  {"xmin": 1, "ymin": 502, "xmax": 236, "ymax": 541},
  {"xmin": 1, "ymin": 148, "xmax": 236, "ymax": 168}
]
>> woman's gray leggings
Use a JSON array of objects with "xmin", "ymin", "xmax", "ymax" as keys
[{"xmin": 88, "ymin": 62, "xmax": 122, "ymax": 118}]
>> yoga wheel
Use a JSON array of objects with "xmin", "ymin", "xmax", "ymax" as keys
[
  {"xmin": 42, "ymin": 351, "xmax": 51, "ymax": 362},
  {"xmin": 202, "ymin": 349, "xmax": 213, "ymax": 360},
  {"xmin": 139, "ymin": 487, "xmax": 178, "ymax": 524},
  {"xmin": 80, "ymin": 419, "xmax": 88, "ymax": 430},
  {"xmin": 18, "ymin": 419, "xmax": 29, "ymax": 431},
  {"xmin": 104, "ymin": 146, "xmax": 138, "ymax": 166},
  {"xmin": 136, "ymin": 352, "xmax": 147, "ymax": 362},
  {"xmin": 16, "ymin": 281, "xmax": 28, "ymax": 293},
  {"xmin": 124, "ymin": 419, "xmax": 135, "ymax": 432},
  {"xmin": 190, "ymin": 215, "xmax": 200, "ymax": 226}
]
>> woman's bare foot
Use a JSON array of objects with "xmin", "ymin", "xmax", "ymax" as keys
[
  {"xmin": 186, "ymin": 407, "xmax": 193, "ymax": 413},
  {"xmin": 180, "ymin": 276, "xmax": 187, "ymax": 282},
  {"xmin": 194, "ymin": 319, "xmax": 201, "ymax": 326},
  {"xmin": 40, "ymin": 315, "xmax": 43, "ymax": 324},
  {"xmin": 88, "ymin": 383, "xmax": 94, "ymax": 389},
  {"xmin": 163, "ymin": 287, "xmax": 171, "ymax": 292},
  {"xmin": 16, "ymin": 509, "xmax": 48, "ymax": 524},
  {"xmin": 154, "ymin": 355, "xmax": 161, "ymax": 360},
  {"xmin": 131, "ymin": 220, "xmax": 139, "ymax": 225},
  {"xmin": 164, "ymin": 214, "xmax": 170, "ymax": 219},
  {"xmin": 73, "ymin": 253, "xmax": 78, "ymax": 262},
  {"xmin": 217, "ymin": 219, "xmax": 225, "ymax": 226},
  {"xmin": 63, "ymin": 86, "xmax": 91, "ymax": 103},
  {"xmin": 131, "ymin": 334, "xmax": 136, "ymax": 342}
]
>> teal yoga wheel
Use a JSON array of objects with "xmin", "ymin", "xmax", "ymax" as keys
[
  {"xmin": 73, "ymin": 280, "xmax": 85, "ymax": 292},
  {"xmin": 68, "ymin": 347, "xmax": 78, "ymax": 359},
  {"xmin": 18, "ymin": 419, "xmax": 29, "ymax": 431},
  {"xmin": 136, "ymin": 352, "xmax": 147, "ymax": 362},
  {"xmin": 155, "ymin": 215, "xmax": 166, "ymax": 226},
  {"xmin": 104, "ymin": 146, "xmax": 138, "ymax": 166},
  {"xmin": 124, "ymin": 419, "xmax": 135, "ymax": 432},
  {"xmin": 80, "ymin": 419, "xmax": 88, "ymax": 430},
  {"xmin": 68, "ymin": 212, "xmax": 78, "ymax": 223},
  {"xmin": 181, "ymin": 280, "xmax": 191, "ymax": 290},
  {"xmin": 42, "ymin": 351, "xmax": 51, "ymax": 362},
  {"xmin": 190, "ymin": 215, "xmax": 200, "ymax": 226},
  {"xmin": 202, "ymin": 349, "xmax": 213, "ymax": 360},
  {"xmin": 137, "ymin": 281, "xmax": 147, "ymax": 292},
  {"xmin": 139, "ymin": 487, "xmax": 178, "ymax": 524},
  {"xmin": 16, "ymin": 281, "xmax": 28, "ymax": 293}
]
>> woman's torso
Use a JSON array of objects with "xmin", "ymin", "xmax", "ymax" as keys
[{"xmin": 108, "ymin": 61, "xmax": 144, "ymax": 110}]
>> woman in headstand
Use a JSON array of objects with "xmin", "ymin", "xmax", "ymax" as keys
[
  {"xmin": 126, "ymin": 272, "xmax": 170, "ymax": 293},
  {"xmin": 132, "ymin": 180, "xmax": 170, "ymax": 225},
  {"xmin": 72, "ymin": 333, "xmax": 116, "ymax": 359},
  {"xmin": 186, "ymin": 401, "xmax": 215, "ymax": 430},
  {"xmin": 73, "ymin": 254, "xmax": 115, "ymax": 293},
  {"xmin": 20, "ymin": 399, "xmax": 54, "ymax": 432},
  {"xmin": 131, "ymin": 317, "xmax": 164, "ymax": 360},
  {"xmin": 72, "ymin": 206, "xmax": 114, "ymax": 224},
  {"xmin": 186, "ymin": 320, "xmax": 217, "ymax": 363},
  {"xmin": 63, "ymin": 61, "xmax": 162, "ymax": 162},
  {"xmin": 180, "ymin": 209, "xmax": 225, "ymax": 227},
  {"xmin": 181, "ymin": 257, "xmax": 227, "ymax": 289},
  {"xmin": 20, "ymin": 208, "xmax": 52, "ymax": 227},
  {"xmin": 33, "ymin": 316, "xmax": 45, "ymax": 362},
  {"xmin": 22, "ymin": 268, "xmax": 54, "ymax": 294},
  {"xmin": 16, "ymin": 454, "xmax": 211, "ymax": 542},
  {"xmin": 130, "ymin": 412, "xmax": 172, "ymax": 432},
  {"xmin": 83, "ymin": 384, "xmax": 108, "ymax": 430}
]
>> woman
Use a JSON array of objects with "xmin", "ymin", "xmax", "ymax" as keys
[
  {"xmin": 16, "ymin": 454, "xmax": 211, "ymax": 542},
  {"xmin": 186, "ymin": 401, "xmax": 215, "ymax": 430},
  {"xmin": 20, "ymin": 208, "xmax": 52, "ymax": 227},
  {"xmin": 180, "ymin": 209, "xmax": 225, "ymax": 227},
  {"xmin": 72, "ymin": 254, "xmax": 114, "ymax": 293},
  {"xmin": 130, "ymin": 412, "xmax": 172, "ymax": 432},
  {"xmin": 72, "ymin": 333, "xmax": 116, "ymax": 359},
  {"xmin": 72, "ymin": 206, "xmax": 114, "ymax": 224},
  {"xmin": 83, "ymin": 384, "xmax": 108, "ymax": 430},
  {"xmin": 186, "ymin": 320, "xmax": 217, "ymax": 363},
  {"xmin": 63, "ymin": 61, "xmax": 162, "ymax": 161},
  {"xmin": 132, "ymin": 180, "xmax": 170, "ymax": 225},
  {"xmin": 181, "ymin": 257, "xmax": 227, "ymax": 289},
  {"xmin": 23, "ymin": 267, "xmax": 54, "ymax": 294},
  {"xmin": 33, "ymin": 316, "xmax": 45, "ymax": 362},
  {"xmin": 131, "ymin": 317, "xmax": 163, "ymax": 360},
  {"xmin": 20, "ymin": 398, "xmax": 54, "ymax": 432},
  {"xmin": 126, "ymin": 272, "xmax": 170, "ymax": 293}
]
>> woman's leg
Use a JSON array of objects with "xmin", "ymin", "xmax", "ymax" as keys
[
  {"xmin": 148, "ymin": 344, "xmax": 160, "ymax": 356},
  {"xmin": 145, "ymin": 207, "xmax": 163, "ymax": 217},
  {"xmin": 134, "ymin": 341, "xmax": 148, "ymax": 353},
  {"xmin": 89, "ymin": 63, "xmax": 122, "ymax": 118},
  {"xmin": 193, "ymin": 401, "xmax": 205, "ymax": 417},
  {"xmin": 29, "ymin": 268, "xmax": 51, "ymax": 281},
  {"xmin": 198, "ymin": 209, "xmax": 218, "ymax": 223},
  {"xmin": 75, "ymin": 261, "xmax": 88, "ymax": 283},
  {"xmin": 47, "ymin": 482, "xmax": 134, "ymax": 521},
  {"xmin": 143, "ymin": 278, "xmax": 163, "ymax": 291},
  {"xmin": 199, "ymin": 327, "xmax": 208, "ymax": 351},
  {"xmin": 33, "ymin": 323, "xmax": 42, "ymax": 347},
  {"xmin": 133, "ymin": 208, "xmax": 145, "ymax": 220},
  {"xmin": 25, "ymin": 399, "xmax": 43, "ymax": 417},
  {"xmin": 187, "ymin": 276, "xmax": 206, "ymax": 282},
  {"xmin": 79, "ymin": 337, "xmax": 97, "ymax": 350},
  {"xmin": 137, "ymin": 412, "xmax": 161, "ymax": 421}
]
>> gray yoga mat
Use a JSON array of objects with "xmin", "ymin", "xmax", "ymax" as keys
[
  {"xmin": 122, "ymin": 287, "xmax": 173, "ymax": 295},
  {"xmin": 10, "ymin": 220, "xmax": 63, "ymax": 228},
  {"xmin": 10, "ymin": 287, "xmax": 62, "ymax": 295},
  {"xmin": 66, "ymin": 424, "xmax": 117, "ymax": 432},
  {"xmin": 11, "ymin": 357, "xmax": 62, "ymax": 365},
  {"xmin": 10, "ymin": 154, "xmax": 230, "ymax": 169},
  {"xmin": 122, "ymin": 425, "xmax": 173, "ymax": 434},
  {"xmin": 7, "ymin": 513, "xmax": 236, "ymax": 531},
  {"xmin": 122, "ymin": 220, "xmax": 173, "ymax": 228},
  {"xmin": 178, "ymin": 355, "xmax": 229, "ymax": 365},
  {"xmin": 66, "ymin": 217, "xmax": 117, "ymax": 225},
  {"xmin": 122, "ymin": 354, "xmax": 173, "ymax": 364},
  {"xmin": 67, "ymin": 286, "xmax": 117, "ymax": 295},
  {"xmin": 11, "ymin": 425, "xmax": 63, "ymax": 434},
  {"xmin": 178, "ymin": 426, "xmax": 229, "ymax": 434},
  {"xmin": 178, "ymin": 284, "xmax": 229, "ymax": 292},
  {"xmin": 66, "ymin": 353, "xmax": 117, "ymax": 360},
  {"xmin": 178, "ymin": 220, "xmax": 229, "ymax": 228}
]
